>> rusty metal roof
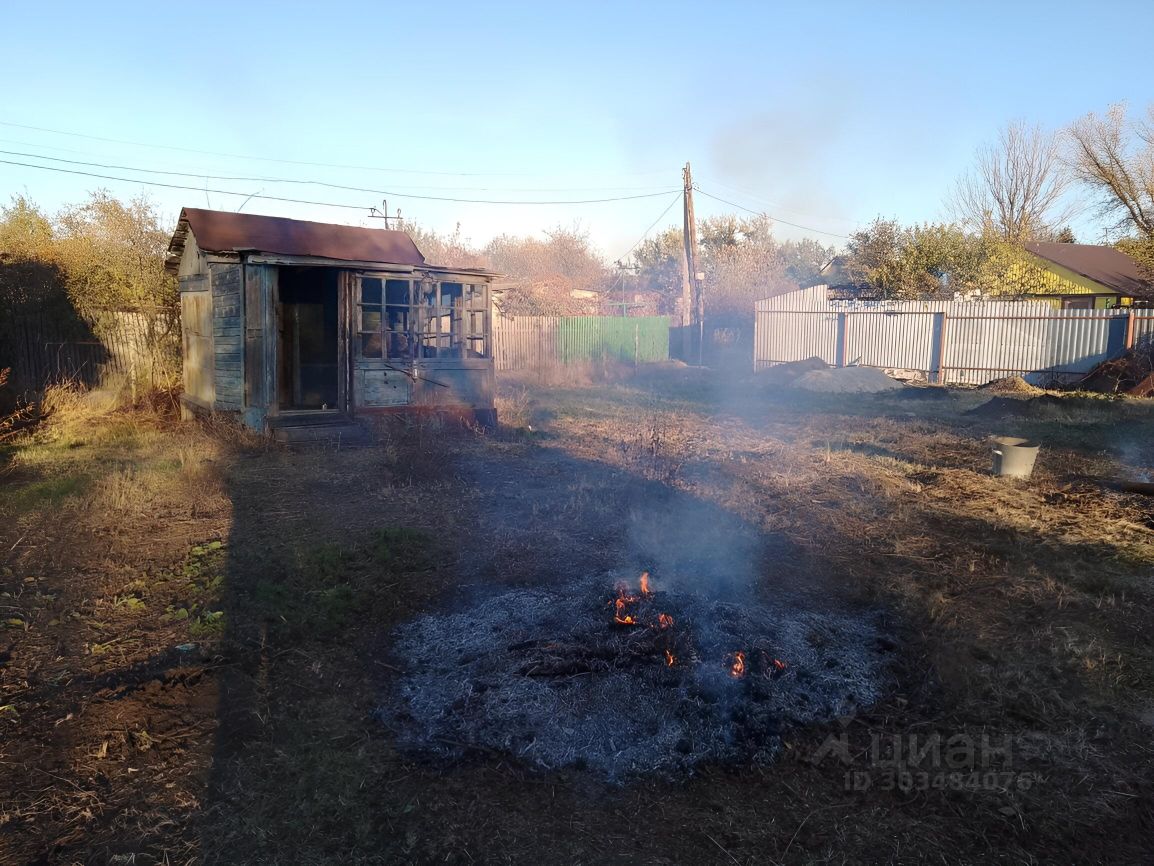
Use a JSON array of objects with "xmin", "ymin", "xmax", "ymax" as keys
[
  {"xmin": 167, "ymin": 207, "xmax": 427, "ymax": 272},
  {"xmin": 1025, "ymin": 242, "xmax": 1151, "ymax": 297}
]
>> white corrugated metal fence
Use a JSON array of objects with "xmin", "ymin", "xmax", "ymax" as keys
[{"xmin": 754, "ymin": 285, "xmax": 1154, "ymax": 385}]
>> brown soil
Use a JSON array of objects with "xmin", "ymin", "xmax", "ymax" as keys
[
  {"xmin": 1081, "ymin": 342, "xmax": 1154, "ymax": 396},
  {"xmin": 3, "ymin": 374, "xmax": 1154, "ymax": 864},
  {"xmin": 981, "ymin": 375, "xmax": 1043, "ymax": 395}
]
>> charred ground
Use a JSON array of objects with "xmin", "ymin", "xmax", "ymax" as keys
[{"xmin": 2, "ymin": 369, "xmax": 1154, "ymax": 864}]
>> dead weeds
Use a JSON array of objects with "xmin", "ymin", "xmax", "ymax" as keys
[{"xmin": 4, "ymin": 371, "xmax": 1154, "ymax": 864}]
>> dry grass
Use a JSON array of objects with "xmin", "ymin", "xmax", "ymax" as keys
[{"xmin": 4, "ymin": 370, "xmax": 1154, "ymax": 863}]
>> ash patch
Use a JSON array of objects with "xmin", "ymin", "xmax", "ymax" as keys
[{"xmin": 379, "ymin": 575, "xmax": 890, "ymax": 782}]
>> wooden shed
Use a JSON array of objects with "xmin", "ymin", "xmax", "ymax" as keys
[{"xmin": 166, "ymin": 208, "xmax": 497, "ymax": 437}]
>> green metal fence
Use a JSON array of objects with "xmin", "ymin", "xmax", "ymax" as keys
[{"xmin": 493, "ymin": 315, "xmax": 670, "ymax": 371}]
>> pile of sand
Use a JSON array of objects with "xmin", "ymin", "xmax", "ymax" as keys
[
  {"xmin": 757, "ymin": 357, "xmax": 829, "ymax": 387},
  {"xmin": 791, "ymin": 365, "xmax": 905, "ymax": 394},
  {"xmin": 981, "ymin": 376, "xmax": 1043, "ymax": 396}
]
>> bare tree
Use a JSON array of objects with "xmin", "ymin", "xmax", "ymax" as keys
[
  {"xmin": 952, "ymin": 121, "xmax": 1075, "ymax": 242},
  {"xmin": 1067, "ymin": 103, "xmax": 1154, "ymax": 238}
]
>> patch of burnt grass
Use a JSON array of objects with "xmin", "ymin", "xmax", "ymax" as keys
[{"xmin": 250, "ymin": 527, "xmax": 435, "ymax": 640}]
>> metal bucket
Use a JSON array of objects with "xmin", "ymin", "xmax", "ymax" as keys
[{"xmin": 991, "ymin": 436, "xmax": 1040, "ymax": 479}]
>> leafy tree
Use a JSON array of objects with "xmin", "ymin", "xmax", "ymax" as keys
[
  {"xmin": 0, "ymin": 196, "xmax": 61, "ymax": 310},
  {"xmin": 1054, "ymin": 226, "xmax": 1077, "ymax": 243},
  {"xmin": 631, "ymin": 227, "xmax": 684, "ymax": 313},
  {"xmin": 630, "ymin": 215, "xmax": 835, "ymax": 318},
  {"xmin": 51, "ymin": 191, "xmax": 176, "ymax": 317},
  {"xmin": 845, "ymin": 218, "xmax": 995, "ymax": 299},
  {"xmin": 1115, "ymin": 236, "xmax": 1154, "ymax": 285}
]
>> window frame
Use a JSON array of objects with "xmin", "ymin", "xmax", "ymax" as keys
[{"xmin": 356, "ymin": 274, "xmax": 489, "ymax": 360}]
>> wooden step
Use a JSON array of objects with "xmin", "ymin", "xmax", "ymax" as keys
[{"xmin": 268, "ymin": 415, "xmax": 374, "ymax": 446}]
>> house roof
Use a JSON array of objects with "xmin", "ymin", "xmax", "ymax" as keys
[
  {"xmin": 166, "ymin": 208, "xmax": 427, "ymax": 272},
  {"xmin": 1024, "ymin": 242, "xmax": 1150, "ymax": 296}
]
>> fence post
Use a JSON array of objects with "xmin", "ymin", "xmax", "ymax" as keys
[
  {"xmin": 929, "ymin": 312, "xmax": 947, "ymax": 384},
  {"xmin": 836, "ymin": 312, "xmax": 848, "ymax": 367},
  {"xmin": 1125, "ymin": 309, "xmax": 1136, "ymax": 350}
]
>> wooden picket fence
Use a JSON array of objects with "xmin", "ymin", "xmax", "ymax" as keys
[{"xmin": 1, "ymin": 307, "xmax": 181, "ymax": 392}]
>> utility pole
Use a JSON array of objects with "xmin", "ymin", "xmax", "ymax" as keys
[
  {"xmin": 369, "ymin": 199, "xmax": 402, "ymax": 228},
  {"xmin": 614, "ymin": 260, "xmax": 639, "ymax": 317},
  {"xmin": 681, "ymin": 162, "xmax": 703, "ymax": 364}
]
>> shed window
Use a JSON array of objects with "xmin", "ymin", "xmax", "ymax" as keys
[{"xmin": 357, "ymin": 276, "xmax": 488, "ymax": 359}]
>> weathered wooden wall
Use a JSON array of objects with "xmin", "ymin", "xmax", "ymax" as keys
[
  {"xmin": 208, "ymin": 263, "xmax": 243, "ymax": 411},
  {"xmin": 179, "ymin": 274, "xmax": 213, "ymax": 406}
]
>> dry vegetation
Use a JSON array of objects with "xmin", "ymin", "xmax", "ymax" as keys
[{"xmin": 2, "ymin": 371, "xmax": 1154, "ymax": 864}]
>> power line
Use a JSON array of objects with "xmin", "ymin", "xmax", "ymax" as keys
[
  {"xmin": 614, "ymin": 191, "xmax": 684, "ymax": 262},
  {"xmin": 367, "ymin": 187, "xmax": 681, "ymax": 206},
  {"xmin": 0, "ymin": 156, "xmax": 681, "ymax": 207},
  {"xmin": 0, "ymin": 143, "xmax": 673, "ymax": 194},
  {"xmin": 0, "ymin": 120, "xmax": 676, "ymax": 180},
  {"xmin": 0, "ymin": 159, "xmax": 370, "ymax": 211},
  {"xmin": 694, "ymin": 188, "xmax": 851, "ymax": 240}
]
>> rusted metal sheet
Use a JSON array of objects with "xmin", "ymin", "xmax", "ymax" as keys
[
  {"xmin": 168, "ymin": 208, "xmax": 427, "ymax": 271},
  {"xmin": 1025, "ymin": 242, "xmax": 1152, "ymax": 297}
]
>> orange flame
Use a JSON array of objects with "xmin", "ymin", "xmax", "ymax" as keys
[
  {"xmin": 773, "ymin": 658, "xmax": 787, "ymax": 671},
  {"xmin": 665, "ymin": 649, "xmax": 676, "ymax": 667},
  {"xmin": 639, "ymin": 571, "xmax": 651, "ymax": 595},
  {"xmin": 730, "ymin": 651, "xmax": 746, "ymax": 678},
  {"xmin": 614, "ymin": 597, "xmax": 637, "ymax": 625},
  {"xmin": 658, "ymin": 613, "xmax": 674, "ymax": 629}
]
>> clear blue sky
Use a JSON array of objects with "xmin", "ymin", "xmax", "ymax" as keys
[{"xmin": 2, "ymin": 0, "xmax": 1151, "ymax": 257}]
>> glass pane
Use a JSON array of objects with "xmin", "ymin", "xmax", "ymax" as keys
[
  {"xmin": 440, "ymin": 282, "xmax": 463, "ymax": 306},
  {"xmin": 385, "ymin": 279, "xmax": 409, "ymax": 305},
  {"xmin": 360, "ymin": 307, "xmax": 382, "ymax": 331},
  {"xmin": 361, "ymin": 278, "xmax": 382, "ymax": 304},
  {"xmin": 360, "ymin": 332, "xmax": 383, "ymax": 358}
]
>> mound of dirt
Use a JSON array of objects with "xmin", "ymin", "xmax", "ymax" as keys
[
  {"xmin": 982, "ymin": 376, "xmax": 1043, "ymax": 396},
  {"xmin": 1080, "ymin": 341, "xmax": 1154, "ymax": 397},
  {"xmin": 791, "ymin": 365, "xmax": 905, "ymax": 394},
  {"xmin": 757, "ymin": 356, "xmax": 828, "ymax": 387}
]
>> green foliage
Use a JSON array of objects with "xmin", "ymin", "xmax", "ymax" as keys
[
  {"xmin": 0, "ymin": 190, "xmax": 176, "ymax": 317},
  {"xmin": 632, "ymin": 215, "xmax": 835, "ymax": 317},
  {"xmin": 53, "ymin": 191, "xmax": 176, "ymax": 316},
  {"xmin": 845, "ymin": 218, "xmax": 1009, "ymax": 299},
  {"xmin": 1116, "ymin": 236, "xmax": 1154, "ymax": 286}
]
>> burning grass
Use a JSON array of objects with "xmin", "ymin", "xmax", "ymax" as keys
[{"xmin": 381, "ymin": 571, "xmax": 889, "ymax": 781}]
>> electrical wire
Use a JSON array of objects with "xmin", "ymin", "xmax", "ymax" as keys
[
  {"xmin": 0, "ymin": 143, "xmax": 673, "ymax": 194},
  {"xmin": 0, "ymin": 120, "xmax": 676, "ymax": 179},
  {"xmin": 694, "ymin": 188, "xmax": 851, "ymax": 239},
  {"xmin": 613, "ymin": 191, "xmax": 683, "ymax": 262},
  {"xmin": 0, "ymin": 157, "xmax": 680, "ymax": 207},
  {"xmin": 0, "ymin": 159, "xmax": 371, "ymax": 210}
]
